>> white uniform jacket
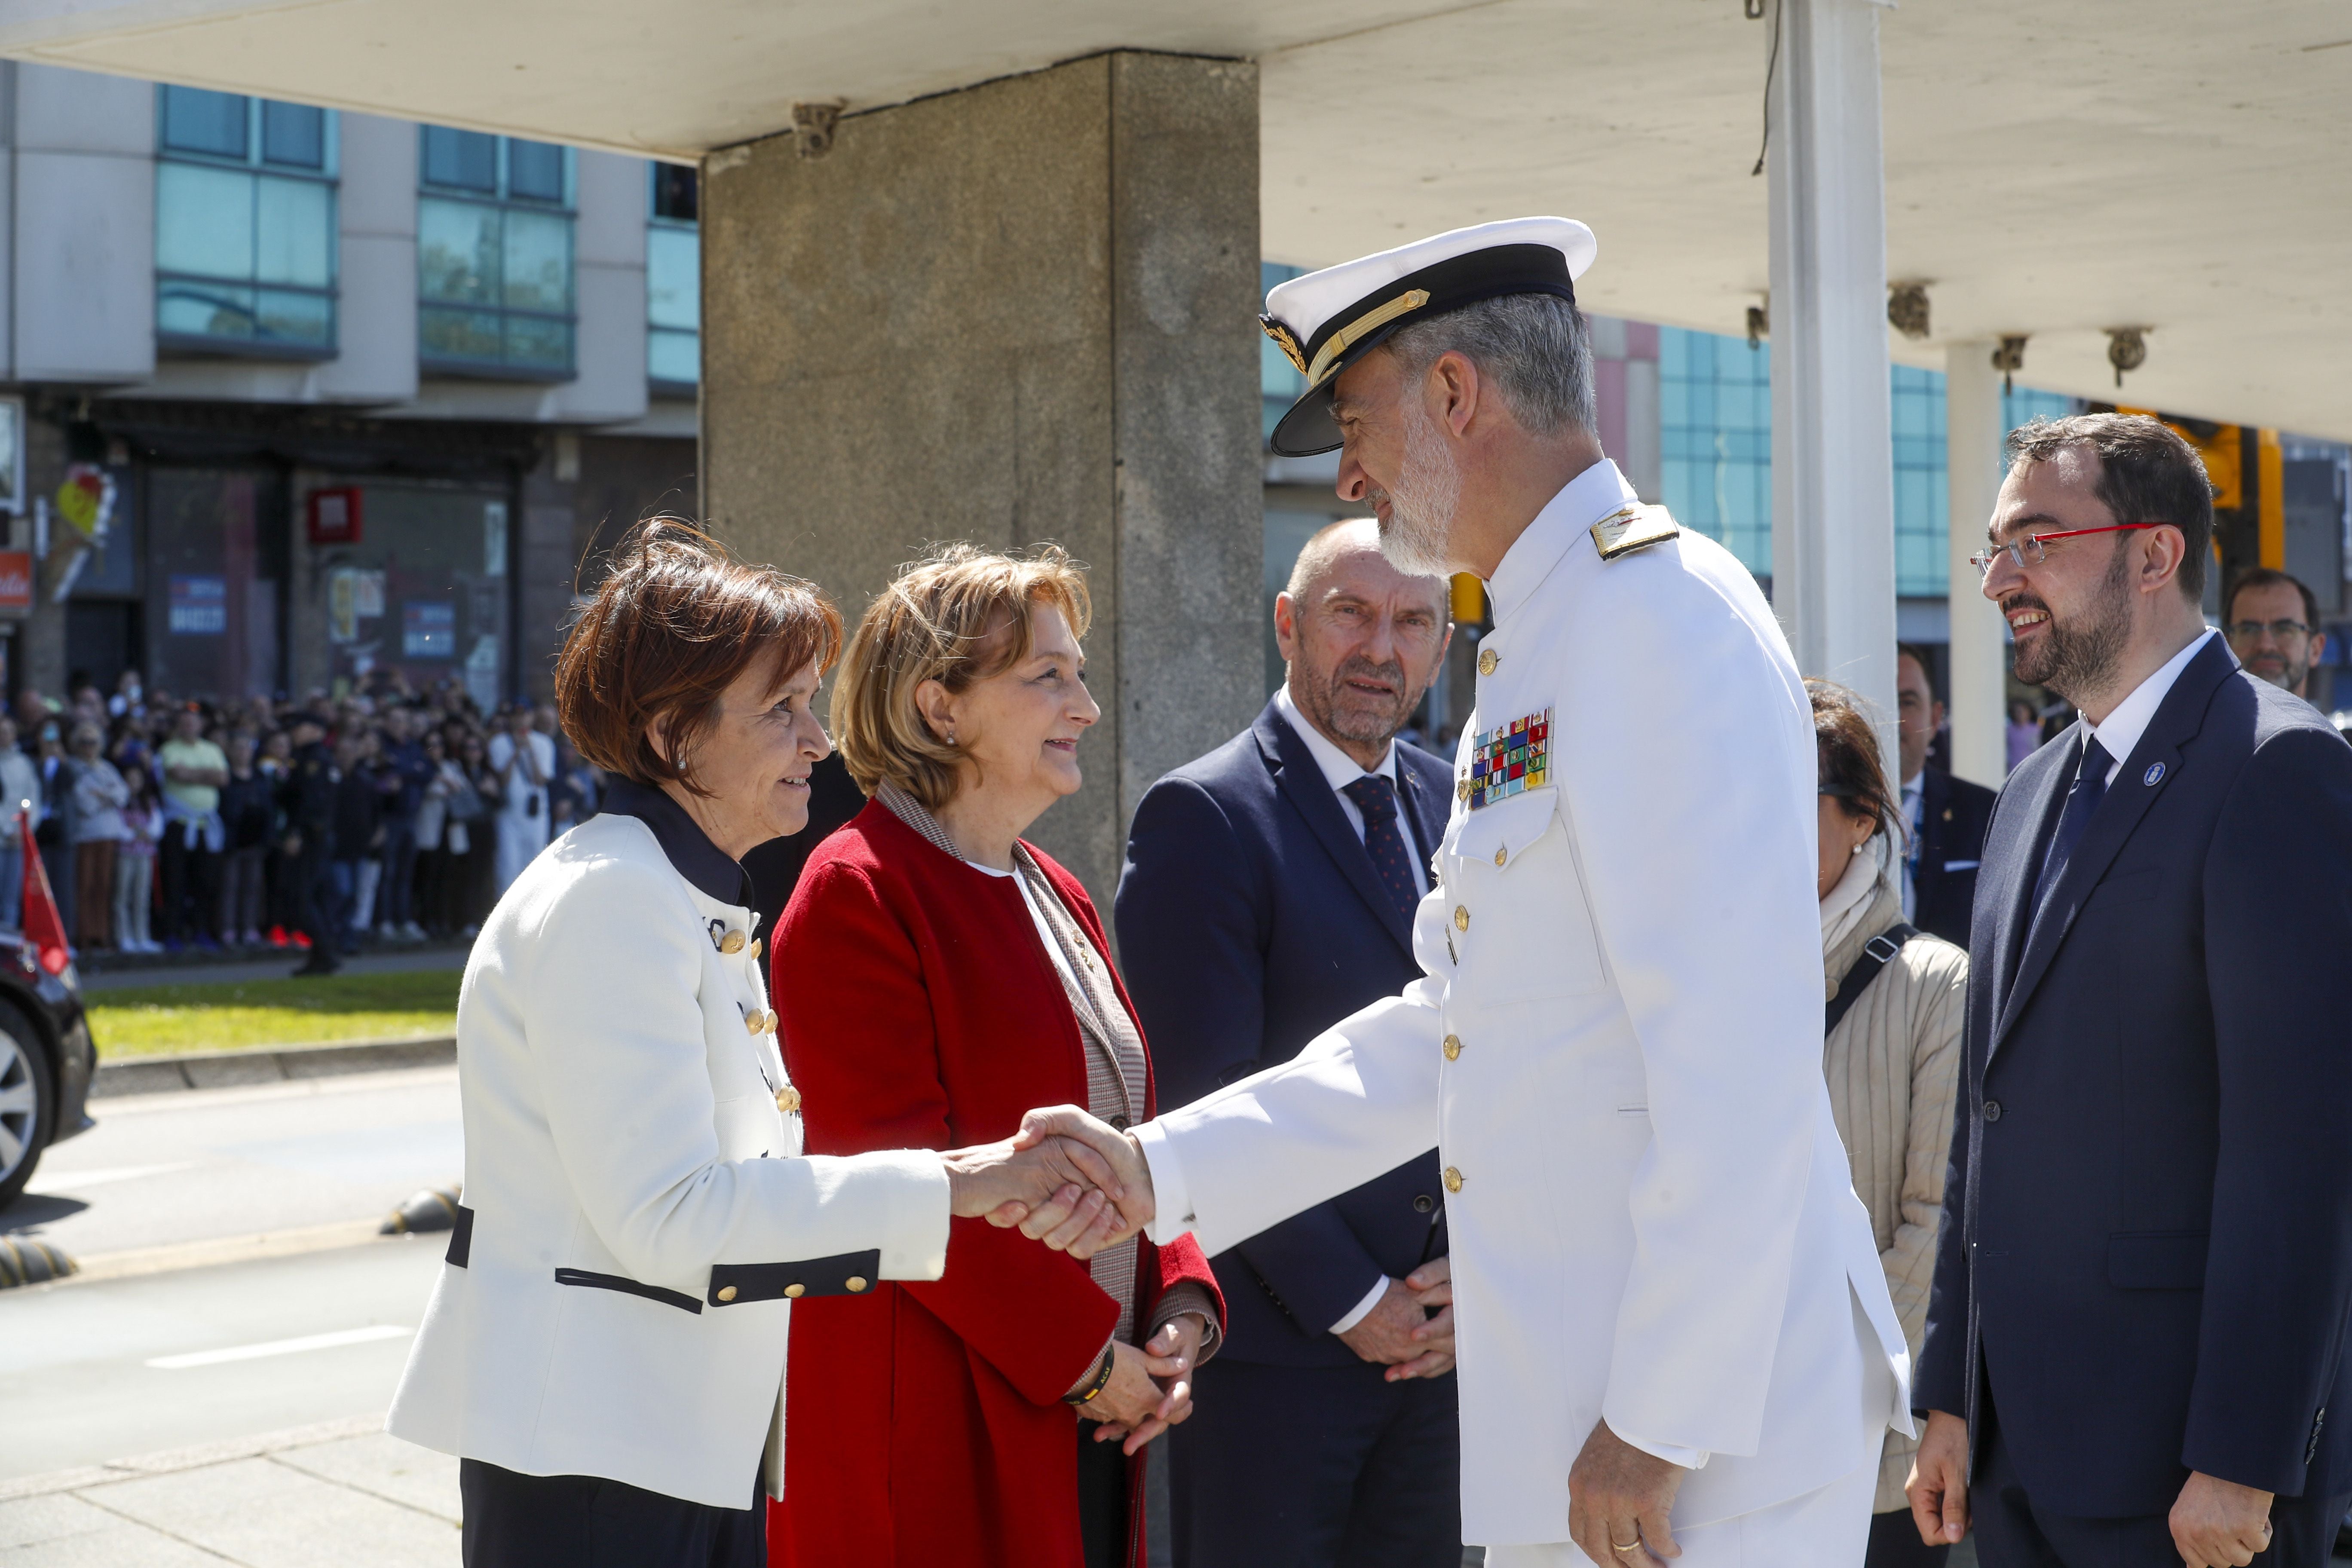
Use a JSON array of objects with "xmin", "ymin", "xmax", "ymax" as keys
[
  {"xmin": 1135, "ymin": 461, "xmax": 1911, "ymax": 1545},
  {"xmin": 387, "ymin": 797, "xmax": 951, "ymax": 1510}
]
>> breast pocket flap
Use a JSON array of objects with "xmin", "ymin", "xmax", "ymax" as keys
[{"xmin": 1452, "ymin": 787, "xmax": 1558, "ymax": 872}]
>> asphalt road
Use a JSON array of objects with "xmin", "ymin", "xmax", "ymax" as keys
[
  {"xmin": 0, "ymin": 1237, "xmax": 445, "ymax": 1479},
  {"xmin": 0, "ymin": 1066, "xmax": 461, "ymax": 1482},
  {"xmin": 4, "ymin": 1065, "xmax": 461, "ymax": 1258}
]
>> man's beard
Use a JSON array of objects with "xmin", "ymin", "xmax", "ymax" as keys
[
  {"xmin": 1297, "ymin": 653, "xmax": 1417, "ymax": 749},
  {"xmin": 2009, "ymin": 544, "xmax": 2133, "ymax": 701},
  {"xmin": 1372, "ymin": 400, "xmax": 1462, "ymax": 578}
]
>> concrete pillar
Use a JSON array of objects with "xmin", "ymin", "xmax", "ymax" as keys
[
  {"xmin": 1766, "ymin": 0, "xmax": 1898, "ymax": 771},
  {"xmin": 701, "ymin": 52, "xmax": 1262, "ymax": 905},
  {"xmin": 1945, "ymin": 342, "xmax": 2008, "ymax": 788}
]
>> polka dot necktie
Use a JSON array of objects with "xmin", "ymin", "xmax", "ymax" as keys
[{"xmin": 1341, "ymin": 775, "xmax": 1427, "ymax": 922}]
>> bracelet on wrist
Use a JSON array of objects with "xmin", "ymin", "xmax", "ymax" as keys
[{"xmin": 1064, "ymin": 1344, "xmax": 1116, "ymax": 1406}]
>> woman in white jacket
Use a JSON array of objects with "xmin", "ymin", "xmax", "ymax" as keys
[{"xmin": 387, "ymin": 520, "xmax": 1130, "ymax": 1568}]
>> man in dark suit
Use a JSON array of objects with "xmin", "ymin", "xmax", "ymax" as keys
[
  {"xmin": 1118, "ymin": 519, "xmax": 1461, "ymax": 1568},
  {"xmin": 1908, "ymin": 413, "xmax": 2352, "ymax": 1568},
  {"xmin": 1896, "ymin": 643, "xmax": 1997, "ymax": 949}
]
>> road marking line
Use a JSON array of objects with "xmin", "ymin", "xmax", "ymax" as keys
[
  {"xmin": 146, "ymin": 1324, "xmax": 412, "ymax": 1370},
  {"xmin": 26, "ymin": 1161, "xmax": 197, "ymax": 1192}
]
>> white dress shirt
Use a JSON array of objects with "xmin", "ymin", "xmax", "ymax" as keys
[
  {"xmin": 1273, "ymin": 681, "xmax": 1418, "ymax": 1336},
  {"xmin": 1900, "ymin": 773, "xmax": 1924, "ymax": 922},
  {"xmin": 1275, "ymin": 684, "xmax": 1408, "ymax": 845},
  {"xmin": 2084, "ymin": 629, "xmax": 2218, "ymax": 784}
]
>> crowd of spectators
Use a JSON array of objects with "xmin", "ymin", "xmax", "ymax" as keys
[{"xmin": 0, "ymin": 667, "xmax": 605, "ymax": 969}]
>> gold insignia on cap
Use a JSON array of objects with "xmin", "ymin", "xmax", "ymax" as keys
[
  {"xmin": 1306, "ymin": 289, "xmax": 1433, "ymax": 388},
  {"xmin": 1590, "ymin": 505, "xmax": 1681, "ymax": 562},
  {"xmin": 1259, "ymin": 315, "xmax": 1308, "ymax": 375}
]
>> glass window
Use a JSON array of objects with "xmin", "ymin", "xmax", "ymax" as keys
[
  {"xmin": 422, "ymin": 127, "xmax": 496, "ymax": 192},
  {"xmin": 647, "ymin": 165, "xmax": 699, "ymax": 389},
  {"xmin": 261, "ymin": 102, "xmax": 325, "ymax": 169},
  {"xmin": 160, "ymin": 86, "xmax": 246, "ymax": 159},
  {"xmin": 155, "ymin": 89, "xmax": 337, "ymax": 355},
  {"xmin": 1660, "ymin": 327, "xmax": 1775, "ymax": 576},
  {"xmin": 507, "ymin": 139, "xmax": 567, "ymax": 202},
  {"xmin": 419, "ymin": 129, "xmax": 577, "ymax": 378},
  {"xmin": 1660, "ymin": 324, "xmax": 2082, "ymax": 592},
  {"xmin": 652, "ymin": 163, "xmax": 698, "ymax": 222}
]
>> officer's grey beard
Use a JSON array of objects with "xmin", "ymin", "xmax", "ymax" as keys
[{"xmin": 1375, "ymin": 401, "xmax": 1462, "ymax": 579}]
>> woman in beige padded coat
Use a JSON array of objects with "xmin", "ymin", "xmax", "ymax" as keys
[{"xmin": 1808, "ymin": 680, "xmax": 1969, "ymax": 1568}]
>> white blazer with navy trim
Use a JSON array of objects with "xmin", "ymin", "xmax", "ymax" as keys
[{"xmin": 386, "ymin": 808, "xmax": 951, "ymax": 1509}]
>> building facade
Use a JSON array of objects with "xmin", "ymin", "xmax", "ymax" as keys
[{"xmin": 0, "ymin": 63, "xmax": 698, "ymax": 708}]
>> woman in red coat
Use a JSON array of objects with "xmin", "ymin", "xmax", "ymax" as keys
[{"xmin": 769, "ymin": 544, "xmax": 1225, "ymax": 1568}]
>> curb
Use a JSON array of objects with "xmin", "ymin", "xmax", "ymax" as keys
[
  {"xmin": 91, "ymin": 1036, "xmax": 456, "ymax": 1098},
  {"xmin": 54, "ymin": 1218, "xmax": 393, "ymax": 1285},
  {"xmin": 0, "ymin": 1412, "xmax": 387, "ymax": 1501}
]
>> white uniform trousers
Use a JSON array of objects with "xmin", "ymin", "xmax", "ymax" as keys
[{"xmin": 1484, "ymin": 1455, "xmax": 1878, "ymax": 1568}]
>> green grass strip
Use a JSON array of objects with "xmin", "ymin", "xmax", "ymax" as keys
[{"xmin": 86, "ymin": 968, "xmax": 463, "ymax": 1060}]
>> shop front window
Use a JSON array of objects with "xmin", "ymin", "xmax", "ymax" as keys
[
  {"xmin": 155, "ymin": 87, "xmax": 338, "ymax": 355},
  {"xmin": 312, "ymin": 483, "xmax": 509, "ymax": 707},
  {"xmin": 145, "ymin": 469, "xmax": 287, "ymax": 701},
  {"xmin": 419, "ymin": 129, "xmax": 577, "ymax": 378},
  {"xmin": 648, "ymin": 164, "xmax": 699, "ymax": 391}
]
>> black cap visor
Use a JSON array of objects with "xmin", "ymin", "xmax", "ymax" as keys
[{"xmin": 1265, "ymin": 243, "xmax": 1578, "ymax": 458}]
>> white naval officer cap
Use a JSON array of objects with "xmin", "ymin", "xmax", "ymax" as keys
[{"xmin": 1260, "ymin": 216, "xmax": 1598, "ymax": 458}]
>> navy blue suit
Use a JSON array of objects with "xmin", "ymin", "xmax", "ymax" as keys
[
  {"xmin": 1910, "ymin": 766, "xmax": 1997, "ymax": 950},
  {"xmin": 1917, "ymin": 637, "xmax": 2352, "ymax": 1563},
  {"xmin": 1117, "ymin": 698, "xmax": 1458, "ymax": 1568}
]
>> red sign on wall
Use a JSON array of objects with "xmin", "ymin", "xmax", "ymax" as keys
[
  {"xmin": 0, "ymin": 551, "xmax": 31, "ymax": 616},
  {"xmin": 308, "ymin": 487, "xmax": 363, "ymax": 545}
]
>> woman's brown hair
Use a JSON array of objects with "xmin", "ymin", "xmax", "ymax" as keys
[
  {"xmin": 554, "ymin": 518, "xmax": 842, "ymax": 794},
  {"xmin": 1807, "ymin": 678, "xmax": 1898, "ymax": 841},
  {"xmin": 831, "ymin": 542, "xmax": 1091, "ymax": 812}
]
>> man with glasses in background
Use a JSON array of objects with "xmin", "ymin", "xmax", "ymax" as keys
[
  {"xmin": 1908, "ymin": 413, "xmax": 2352, "ymax": 1568},
  {"xmin": 2223, "ymin": 568, "xmax": 2329, "ymax": 704}
]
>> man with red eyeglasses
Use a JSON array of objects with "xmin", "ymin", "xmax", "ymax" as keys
[{"xmin": 1907, "ymin": 413, "xmax": 2352, "ymax": 1568}]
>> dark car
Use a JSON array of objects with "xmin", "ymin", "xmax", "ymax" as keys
[{"xmin": 0, "ymin": 932, "xmax": 96, "ymax": 1208}]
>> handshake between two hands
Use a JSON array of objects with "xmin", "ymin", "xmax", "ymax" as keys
[{"xmin": 941, "ymin": 1105, "xmax": 1159, "ymax": 1259}]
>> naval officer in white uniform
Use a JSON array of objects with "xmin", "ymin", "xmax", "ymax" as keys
[{"xmin": 1001, "ymin": 220, "xmax": 1912, "ymax": 1567}]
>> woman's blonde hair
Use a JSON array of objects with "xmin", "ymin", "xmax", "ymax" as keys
[{"xmin": 833, "ymin": 542, "xmax": 1092, "ymax": 811}]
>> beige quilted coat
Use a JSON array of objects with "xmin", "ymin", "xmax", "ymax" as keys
[{"xmin": 1823, "ymin": 873, "xmax": 1969, "ymax": 1513}]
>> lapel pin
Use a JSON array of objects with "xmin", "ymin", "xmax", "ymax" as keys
[{"xmin": 2144, "ymin": 762, "xmax": 2166, "ymax": 787}]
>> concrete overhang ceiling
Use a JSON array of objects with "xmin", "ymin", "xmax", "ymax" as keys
[{"xmin": 7, "ymin": 0, "xmax": 2351, "ymax": 438}]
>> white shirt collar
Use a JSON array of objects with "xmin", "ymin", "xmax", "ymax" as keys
[
  {"xmin": 1275, "ymin": 683, "xmax": 1396, "ymax": 794},
  {"xmin": 1483, "ymin": 459, "xmax": 1640, "ymax": 628},
  {"xmin": 2086, "ymin": 628, "xmax": 2218, "ymax": 780}
]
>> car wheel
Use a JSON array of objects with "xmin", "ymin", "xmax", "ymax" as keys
[{"xmin": 0, "ymin": 1016, "xmax": 55, "ymax": 1209}]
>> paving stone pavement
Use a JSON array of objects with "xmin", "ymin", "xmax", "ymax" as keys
[{"xmin": 0, "ymin": 1417, "xmax": 458, "ymax": 1567}]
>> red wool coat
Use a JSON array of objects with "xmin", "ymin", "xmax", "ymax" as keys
[{"xmin": 767, "ymin": 803, "xmax": 1224, "ymax": 1568}]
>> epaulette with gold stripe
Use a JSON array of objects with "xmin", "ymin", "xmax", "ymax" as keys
[{"xmin": 1589, "ymin": 504, "xmax": 1681, "ymax": 562}]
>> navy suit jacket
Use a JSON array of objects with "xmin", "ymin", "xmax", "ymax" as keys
[
  {"xmin": 1915, "ymin": 636, "xmax": 2352, "ymax": 1514},
  {"xmin": 1116, "ymin": 698, "xmax": 1452, "ymax": 1366},
  {"xmin": 1911, "ymin": 766, "xmax": 1997, "ymax": 950}
]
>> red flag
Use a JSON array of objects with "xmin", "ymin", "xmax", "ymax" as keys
[{"xmin": 19, "ymin": 809, "xmax": 67, "ymax": 975}]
